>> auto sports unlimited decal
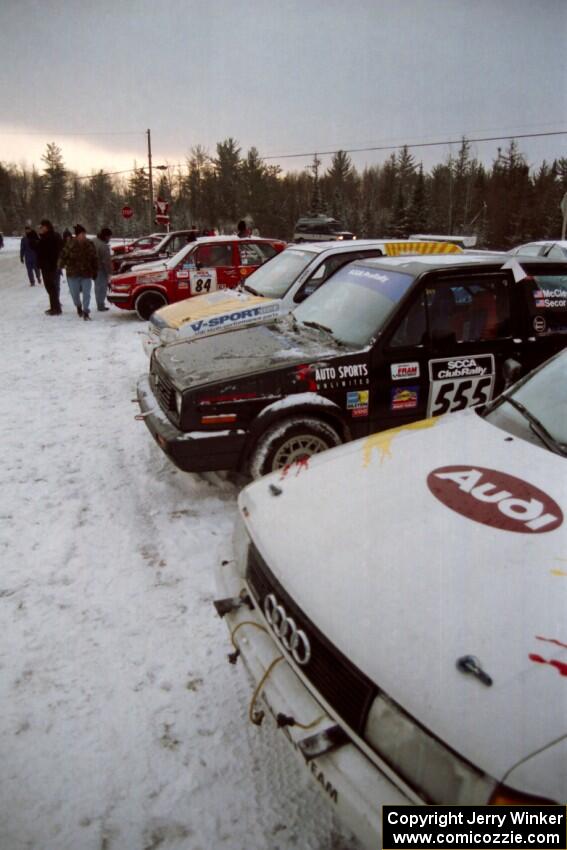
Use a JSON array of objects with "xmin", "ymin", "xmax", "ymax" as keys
[
  {"xmin": 189, "ymin": 268, "xmax": 218, "ymax": 295},
  {"xmin": 391, "ymin": 361, "xmax": 420, "ymax": 380},
  {"xmin": 427, "ymin": 466, "xmax": 563, "ymax": 534},
  {"xmin": 391, "ymin": 386, "xmax": 419, "ymax": 410},
  {"xmin": 186, "ymin": 303, "xmax": 280, "ymax": 336},
  {"xmin": 314, "ymin": 362, "xmax": 369, "ymax": 390},
  {"xmin": 346, "ymin": 390, "xmax": 369, "ymax": 417},
  {"xmin": 427, "ymin": 354, "xmax": 494, "ymax": 417}
]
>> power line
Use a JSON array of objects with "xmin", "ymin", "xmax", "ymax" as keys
[
  {"xmin": 261, "ymin": 129, "xmax": 567, "ymax": 160},
  {"xmin": 38, "ymin": 127, "xmax": 567, "ymax": 182}
]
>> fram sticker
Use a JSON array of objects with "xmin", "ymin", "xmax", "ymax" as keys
[
  {"xmin": 427, "ymin": 466, "xmax": 563, "ymax": 533},
  {"xmin": 391, "ymin": 386, "xmax": 419, "ymax": 410},
  {"xmin": 391, "ymin": 362, "xmax": 420, "ymax": 380}
]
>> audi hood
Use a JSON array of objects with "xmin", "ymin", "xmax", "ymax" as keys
[
  {"xmin": 153, "ymin": 322, "xmax": 339, "ymax": 391},
  {"xmin": 238, "ymin": 410, "xmax": 567, "ymax": 799}
]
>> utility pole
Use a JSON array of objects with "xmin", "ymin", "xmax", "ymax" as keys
[{"xmin": 147, "ymin": 128, "xmax": 153, "ymax": 231}]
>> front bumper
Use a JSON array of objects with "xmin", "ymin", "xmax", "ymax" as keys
[
  {"xmin": 136, "ymin": 375, "xmax": 247, "ymax": 472},
  {"xmin": 107, "ymin": 291, "xmax": 132, "ymax": 308},
  {"xmin": 214, "ymin": 553, "xmax": 410, "ymax": 850}
]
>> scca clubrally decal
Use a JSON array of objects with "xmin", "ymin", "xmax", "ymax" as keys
[{"xmin": 427, "ymin": 354, "xmax": 494, "ymax": 417}]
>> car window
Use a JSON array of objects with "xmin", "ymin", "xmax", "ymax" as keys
[
  {"xmin": 429, "ymin": 278, "xmax": 512, "ymax": 343},
  {"xmin": 239, "ymin": 242, "xmax": 268, "ymax": 266},
  {"xmin": 545, "ymin": 245, "xmax": 567, "ymax": 260},
  {"xmin": 516, "ymin": 244, "xmax": 543, "ymax": 256},
  {"xmin": 244, "ymin": 248, "xmax": 318, "ymax": 298},
  {"xmin": 194, "ymin": 243, "xmax": 234, "ymax": 268},
  {"xmin": 389, "ymin": 295, "xmax": 427, "ymax": 347}
]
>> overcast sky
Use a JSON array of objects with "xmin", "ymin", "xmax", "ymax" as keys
[{"xmin": 1, "ymin": 0, "xmax": 566, "ymax": 178}]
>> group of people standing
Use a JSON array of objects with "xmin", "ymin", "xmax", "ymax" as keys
[{"xmin": 21, "ymin": 222, "xmax": 113, "ymax": 320}]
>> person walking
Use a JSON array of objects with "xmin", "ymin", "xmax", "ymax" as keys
[
  {"xmin": 37, "ymin": 219, "xmax": 63, "ymax": 315},
  {"xmin": 93, "ymin": 227, "xmax": 112, "ymax": 311},
  {"xmin": 20, "ymin": 226, "xmax": 42, "ymax": 286},
  {"xmin": 59, "ymin": 224, "xmax": 98, "ymax": 320}
]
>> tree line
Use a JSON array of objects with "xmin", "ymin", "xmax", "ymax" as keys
[{"xmin": 0, "ymin": 138, "xmax": 566, "ymax": 248}]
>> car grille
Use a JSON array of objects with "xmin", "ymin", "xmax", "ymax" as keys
[
  {"xmin": 246, "ymin": 543, "xmax": 376, "ymax": 735},
  {"xmin": 150, "ymin": 361, "xmax": 176, "ymax": 416}
]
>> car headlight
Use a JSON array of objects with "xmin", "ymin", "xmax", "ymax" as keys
[
  {"xmin": 232, "ymin": 513, "xmax": 250, "ymax": 579},
  {"xmin": 160, "ymin": 327, "xmax": 179, "ymax": 345},
  {"xmin": 364, "ymin": 693, "xmax": 492, "ymax": 803},
  {"xmin": 175, "ymin": 391, "xmax": 183, "ymax": 417}
]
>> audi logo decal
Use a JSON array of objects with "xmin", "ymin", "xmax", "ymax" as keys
[{"xmin": 263, "ymin": 593, "xmax": 311, "ymax": 666}]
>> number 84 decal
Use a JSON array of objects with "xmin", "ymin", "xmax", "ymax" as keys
[
  {"xmin": 427, "ymin": 354, "xmax": 495, "ymax": 417},
  {"xmin": 189, "ymin": 268, "xmax": 217, "ymax": 295}
]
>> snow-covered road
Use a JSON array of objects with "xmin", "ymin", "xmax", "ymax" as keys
[{"xmin": 0, "ymin": 248, "xmax": 354, "ymax": 850}]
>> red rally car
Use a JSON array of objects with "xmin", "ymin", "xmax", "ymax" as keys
[{"xmin": 107, "ymin": 235, "xmax": 287, "ymax": 320}]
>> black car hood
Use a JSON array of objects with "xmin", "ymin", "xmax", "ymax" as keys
[{"xmin": 154, "ymin": 323, "xmax": 341, "ymax": 391}]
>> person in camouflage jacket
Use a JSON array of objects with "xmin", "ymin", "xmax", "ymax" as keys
[{"xmin": 59, "ymin": 224, "xmax": 98, "ymax": 320}]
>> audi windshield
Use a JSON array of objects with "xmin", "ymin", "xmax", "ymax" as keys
[
  {"xmin": 243, "ymin": 248, "xmax": 318, "ymax": 299},
  {"xmin": 483, "ymin": 348, "xmax": 567, "ymax": 455},
  {"xmin": 293, "ymin": 263, "xmax": 414, "ymax": 347}
]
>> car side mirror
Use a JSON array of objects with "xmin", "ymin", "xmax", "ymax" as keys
[
  {"xmin": 294, "ymin": 283, "xmax": 318, "ymax": 304},
  {"xmin": 196, "ymin": 261, "xmax": 202, "ymax": 270},
  {"xmin": 503, "ymin": 358, "xmax": 522, "ymax": 389}
]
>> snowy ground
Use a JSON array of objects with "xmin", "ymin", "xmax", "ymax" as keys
[{"xmin": 0, "ymin": 250, "xmax": 355, "ymax": 850}]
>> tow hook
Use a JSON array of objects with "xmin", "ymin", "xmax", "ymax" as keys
[
  {"xmin": 213, "ymin": 589, "xmax": 253, "ymax": 618},
  {"xmin": 135, "ymin": 409, "xmax": 155, "ymax": 421}
]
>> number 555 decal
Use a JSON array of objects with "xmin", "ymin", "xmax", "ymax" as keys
[
  {"xmin": 427, "ymin": 354, "xmax": 495, "ymax": 417},
  {"xmin": 189, "ymin": 268, "xmax": 217, "ymax": 295}
]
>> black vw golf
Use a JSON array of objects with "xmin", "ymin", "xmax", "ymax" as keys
[{"xmin": 137, "ymin": 254, "xmax": 567, "ymax": 477}]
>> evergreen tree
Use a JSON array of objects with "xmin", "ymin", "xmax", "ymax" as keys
[
  {"xmin": 215, "ymin": 137, "xmax": 241, "ymax": 227},
  {"xmin": 41, "ymin": 142, "xmax": 67, "ymax": 225}
]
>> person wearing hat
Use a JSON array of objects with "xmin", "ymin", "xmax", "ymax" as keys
[
  {"xmin": 58, "ymin": 224, "xmax": 98, "ymax": 320},
  {"xmin": 93, "ymin": 227, "xmax": 113, "ymax": 311},
  {"xmin": 37, "ymin": 219, "xmax": 63, "ymax": 315}
]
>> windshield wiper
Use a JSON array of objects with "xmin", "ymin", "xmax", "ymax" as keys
[
  {"xmin": 301, "ymin": 320, "xmax": 335, "ymax": 335},
  {"xmin": 243, "ymin": 284, "xmax": 260, "ymax": 295},
  {"xmin": 299, "ymin": 320, "xmax": 347, "ymax": 347},
  {"xmin": 501, "ymin": 396, "xmax": 567, "ymax": 457}
]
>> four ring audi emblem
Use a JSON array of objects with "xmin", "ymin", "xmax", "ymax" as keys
[{"xmin": 263, "ymin": 594, "xmax": 311, "ymax": 666}]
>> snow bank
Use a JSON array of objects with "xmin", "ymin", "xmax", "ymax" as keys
[{"xmin": 0, "ymin": 253, "xmax": 355, "ymax": 850}]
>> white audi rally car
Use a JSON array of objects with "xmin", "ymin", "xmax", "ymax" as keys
[
  {"xmin": 143, "ymin": 239, "xmax": 462, "ymax": 356},
  {"xmin": 215, "ymin": 348, "xmax": 567, "ymax": 848}
]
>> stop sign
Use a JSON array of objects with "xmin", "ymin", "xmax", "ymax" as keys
[{"xmin": 121, "ymin": 205, "xmax": 134, "ymax": 219}]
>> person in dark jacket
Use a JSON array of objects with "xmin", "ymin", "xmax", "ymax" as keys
[
  {"xmin": 59, "ymin": 224, "xmax": 98, "ymax": 320},
  {"xmin": 93, "ymin": 227, "xmax": 112, "ymax": 311},
  {"xmin": 37, "ymin": 219, "xmax": 63, "ymax": 315},
  {"xmin": 20, "ymin": 226, "xmax": 41, "ymax": 286}
]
